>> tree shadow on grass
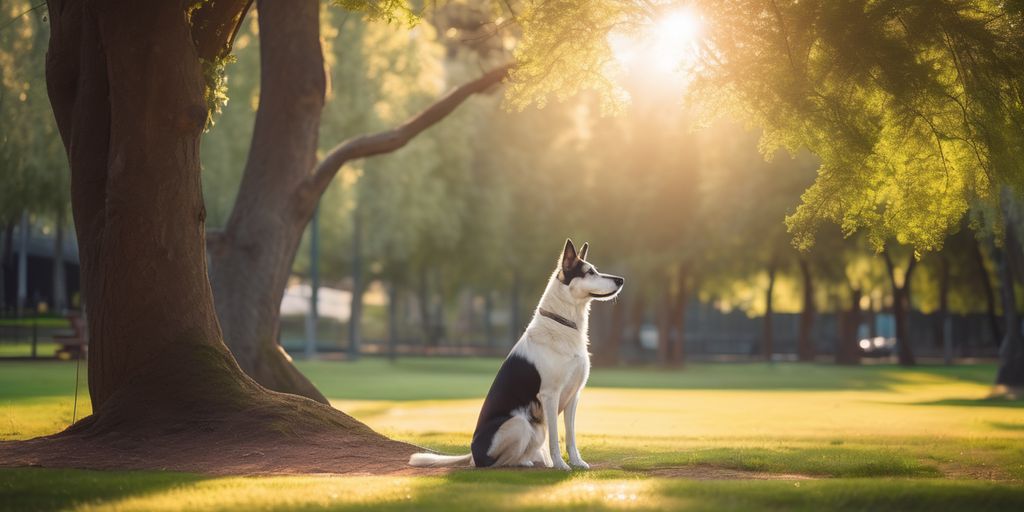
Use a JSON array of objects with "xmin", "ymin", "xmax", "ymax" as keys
[
  {"xmin": 443, "ymin": 467, "xmax": 578, "ymax": 485},
  {"xmin": 911, "ymin": 398, "xmax": 1024, "ymax": 409},
  {"xmin": 0, "ymin": 468, "xmax": 207, "ymax": 512},
  {"xmin": 989, "ymin": 421, "xmax": 1024, "ymax": 431},
  {"xmin": 614, "ymin": 446, "xmax": 941, "ymax": 478}
]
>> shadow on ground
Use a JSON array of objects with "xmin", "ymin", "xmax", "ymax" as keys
[{"xmin": 0, "ymin": 468, "xmax": 207, "ymax": 512}]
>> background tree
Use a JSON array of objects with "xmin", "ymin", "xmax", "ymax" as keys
[
  {"xmin": 883, "ymin": 245, "xmax": 918, "ymax": 366},
  {"xmin": 0, "ymin": 0, "xmax": 419, "ymax": 473},
  {"xmin": 0, "ymin": 1, "xmax": 69, "ymax": 313},
  {"xmin": 204, "ymin": 2, "xmax": 509, "ymax": 400}
]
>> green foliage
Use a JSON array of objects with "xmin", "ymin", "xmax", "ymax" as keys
[
  {"xmin": 506, "ymin": 0, "xmax": 642, "ymax": 114},
  {"xmin": 332, "ymin": 0, "xmax": 417, "ymax": 25},
  {"xmin": 199, "ymin": 55, "xmax": 235, "ymax": 129},
  {"xmin": 506, "ymin": 0, "xmax": 1024, "ymax": 254},
  {"xmin": 0, "ymin": 2, "xmax": 68, "ymax": 224},
  {"xmin": 700, "ymin": 0, "xmax": 1024, "ymax": 253}
]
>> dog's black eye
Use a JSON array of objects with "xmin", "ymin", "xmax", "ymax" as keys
[{"xmin": 587, "ymin": 269, "xmax": 596, "ymax": 276}]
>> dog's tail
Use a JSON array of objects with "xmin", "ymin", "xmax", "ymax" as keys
[{"xmin": 408, "ymin": 452, "xmax": 473, "ymax": 467}]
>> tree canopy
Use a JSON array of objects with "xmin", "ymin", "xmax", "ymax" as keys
[{"xmin": 506, "ymin": 0, "xmax": 1024, "ymax": 253}]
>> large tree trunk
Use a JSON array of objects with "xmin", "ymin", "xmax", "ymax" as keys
[
  {"xmin": 797, "ymin": 257, "xmax": 816, "ymax": 361},
  {"xmin": 206, "ymin": 0, "xmax": 329, "ymax": 404},
  {"xmin": 884, "ymin": 250, "xmax": 916, "ymax": 366},
  {"xmin": 761, "ymin": 263, "xmax": 776, "ymax": 361},
  {"xmin": 51, "ymin": 209, "xmax": 67, "ymax": 313},
  {"xmin": 206, "ymin": 10, "xmax": 509, "ymax": 395},
  {"xmin": 0, "ymin": 0, "xmax": 418, "ymax": 475}
]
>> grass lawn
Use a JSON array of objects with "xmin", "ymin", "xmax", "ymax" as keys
[
  {"xmin": 2, "ymin": 359, "xmax": 1023, "ymax": 511},
  {"xmin": 0, "ymin": 317, "xmax": 71, "ymax": 329}
]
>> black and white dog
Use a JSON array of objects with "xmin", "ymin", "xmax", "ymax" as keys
[{"xmin": 409, "ymin": 239, "xmax": 624, "ymax": 470}]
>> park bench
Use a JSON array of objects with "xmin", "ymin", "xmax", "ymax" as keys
[{"xmin": 54, "ymin": 313, "xmax": 88, "ymax": 360}]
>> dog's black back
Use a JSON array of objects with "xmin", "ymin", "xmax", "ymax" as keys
[{"xmin": 470, "ymin": 354, "xmax": 542, "ymax": 467}]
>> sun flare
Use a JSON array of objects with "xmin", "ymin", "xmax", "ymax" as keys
[{"xmin": 610, "ymin": 8, "xmax": 705, "ymax": 78}]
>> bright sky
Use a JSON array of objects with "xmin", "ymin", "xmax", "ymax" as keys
[{"xmin": 609, "ymin": 7, "xmax": 705, "ymax": 83}]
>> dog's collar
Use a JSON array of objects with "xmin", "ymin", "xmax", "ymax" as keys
[{"xmin": 538, "ymin": 308, "xmax": 578, "ymax": 330}]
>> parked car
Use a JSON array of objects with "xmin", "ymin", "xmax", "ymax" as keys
[{"xmin": 859, "ymin": 336, "xmax": 895, "ymax": 357}]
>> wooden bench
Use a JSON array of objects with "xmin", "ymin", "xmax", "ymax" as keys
[{"xmin": 54, "ymin": 313, "xmax": 88, "ymax": 360}]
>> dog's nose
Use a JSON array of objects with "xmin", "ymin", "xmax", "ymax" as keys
[{"xmin": 612, "ymin": 276, "xmax": 624, "ymax": 287}]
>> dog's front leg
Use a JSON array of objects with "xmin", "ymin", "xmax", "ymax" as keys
[
  {"xmin": 564, "ymin": 392, "xmax": 589, "ymax": 469},
  {"xmin": 540, "ymin": 393, "xmax": 570, "ymax": 470}
]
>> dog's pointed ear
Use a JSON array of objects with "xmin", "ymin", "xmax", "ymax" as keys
[
  {"xmin": 579, "ymin": 242, "xmax": 589, "ymax": 261},
  {"xmin": 561, "ymin": 238, "xmax": 578, "ymax": 271}
]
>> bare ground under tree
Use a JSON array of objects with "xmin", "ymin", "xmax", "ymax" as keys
[{"xmin": 0, "ymin": 346, "xmax": 428, "ymax": 476}]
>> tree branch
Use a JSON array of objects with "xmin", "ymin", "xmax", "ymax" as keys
[
  {"xmin": 190, "ymin": 0, "xmax": 253, "ymax": 62},
  {"xmin": 301, "ymin": 64, "xmax": 513, "ymax": 201}
]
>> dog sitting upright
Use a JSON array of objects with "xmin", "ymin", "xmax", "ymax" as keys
[{"xmin": 409, "ymin": 239, "xmax": 624, "ymax": 470}]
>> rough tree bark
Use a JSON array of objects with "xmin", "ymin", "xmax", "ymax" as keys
[
  {"xmin": 884, "ymin": 250, "xmax": 917, "ymax": 366},
  {"xmin": 207, "ymin": 0, "xmax": 330, "ymax": 403},
  {"xmin": 797, "ymin": 257, "xmax": 816, "ymax": 361},
  {"xmin": 206, "ymin": 2, "xmax": 511, "ymax": 401},
  {"xmin": 0, "ymin": 1, "xmax": 415, "ymax": 474}
]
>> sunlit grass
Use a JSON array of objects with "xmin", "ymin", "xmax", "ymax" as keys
[
  {"xmin": 1, "ymin": 359, "xmax": 1023, "ymax": 510},
  {"xmin": 2, "ymin": 469, "xmax": 1024, "ymax": 512},
  {"xmin": 0, "ymin": 342, "xmax": 59, "ymax": 358}
]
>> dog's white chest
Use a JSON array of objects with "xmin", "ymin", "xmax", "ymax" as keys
[{"xmin": 558, "ymin": 352, "xmax": 590, "ymax": 412}]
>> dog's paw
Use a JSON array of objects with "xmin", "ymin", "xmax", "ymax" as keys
[
  {"xmin": 519, "ymin": 460, "xmax": 535, "ymax": 468},
  {"xmin": 552, "ymin": 459, "xmax": 572, "ymax": 471},
  {"xmin": 569, "ymin": 458, "xmax": 590, "ymax": 470}
]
